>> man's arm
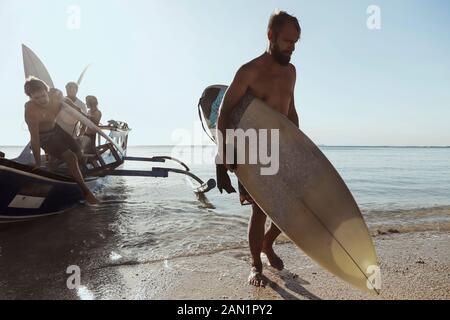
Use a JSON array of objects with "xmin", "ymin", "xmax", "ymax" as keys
[
  {"xmin": 86, "ymin": 111, "xmax": 102, "ymax": 135},
  {"xmin": 287, "ymin": 66, "xmax": 299, "ymax": 128},
  {"xmin": 92, "ymin": 110, "xmax": 102, "ymax": 125},
  {"xmin": 25, "ymin": 107, "xmax": 41, "ymax": 167},
  {"xmin": 287, "ymin": 93, "xmax": 299, "ymax": 128},
  {"xmin": 49, "ymin": 88, "xmax": 64, "ymax": 111},
  {"xmin": 217, "ymin": 64, "xmax": 255, "ymax": 165}
]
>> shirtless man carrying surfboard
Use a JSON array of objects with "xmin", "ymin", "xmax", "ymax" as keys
[
  {"xmin": 217, "ymin": 10, "xmax": 301, "ymax": 287},
  {"xmin": 24, "ymin": 77, "xmax": 100, "ymax": 205}
]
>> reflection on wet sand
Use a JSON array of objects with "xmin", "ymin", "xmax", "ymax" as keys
[{"xmin": 0, "ymin": 177, "xmax": 129, "ymax": 299}]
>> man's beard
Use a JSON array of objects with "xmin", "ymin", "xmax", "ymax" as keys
[{"xmin": 271, "ymin": 43, "xmax": 291, "ymax": 66}]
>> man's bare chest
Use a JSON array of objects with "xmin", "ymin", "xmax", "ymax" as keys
[{"xmin": 249, "ymin": 72, "xmax": 294, "ymax": 115}]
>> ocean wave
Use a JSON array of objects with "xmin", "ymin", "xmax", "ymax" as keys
[{"xmin": 364, "ymin": 205, "xmax": 450, "ymax": 235}]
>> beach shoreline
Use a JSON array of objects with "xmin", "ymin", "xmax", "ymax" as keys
[
  {"xmin": 0, "ymin": 229, "xmax": 448, "ymax": 300},
  {"xmin": 81, "ymin": 230, "xmax": 449, "ymax": 300}
]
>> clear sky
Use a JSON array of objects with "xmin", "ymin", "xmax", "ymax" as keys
[{"xmin": 1, "ymin": 0, "xmax": 449, "ymax": 146}]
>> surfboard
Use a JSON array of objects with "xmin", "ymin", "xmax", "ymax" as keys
[
  {"xmin": 22, "ymin": 44, "xmax": 85, "ymax": 139},
  {"xmin": 22, "ymin": 44, "xmax": 54, "ymax": 88},
  {"xmin": 77, "ymin": 64, "xmax": 91, "ymax": 86},
  {"xmin": 199, "ymin": 85, "xmax": 381, "ymax": 294},
  {"xmin": 21, "ymin": 44, "xmax": 124, "ymax": 155}
]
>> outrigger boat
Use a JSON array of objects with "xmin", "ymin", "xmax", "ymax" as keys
[{"xmin": 0, "ymin": 45, "xmax": 215, "ymax": 222}]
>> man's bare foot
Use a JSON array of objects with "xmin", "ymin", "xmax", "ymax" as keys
[
  {"xmin": 248, "ymin": 266, "xmax": 265, "ymax": 287},
  {"xmin": 85, "ymin": 192, "xmax": 100, "ymax": 205},
  {"xmin": 262, "ymin": 247, "xmax": 284, "ymax": 271}
]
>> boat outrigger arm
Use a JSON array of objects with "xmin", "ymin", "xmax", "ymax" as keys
[{"xmin": 87, "ymin": 153, "xmax": 216, "ymax": 194}]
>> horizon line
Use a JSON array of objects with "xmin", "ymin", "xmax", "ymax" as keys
[{"xmin": 1, "ymin": 144, "xmax": 449, "ymax": 148}]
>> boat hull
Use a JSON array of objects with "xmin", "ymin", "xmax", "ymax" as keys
[{"xmin": 0, "ymin": 160, "xmax": 102, "ymax": 221}]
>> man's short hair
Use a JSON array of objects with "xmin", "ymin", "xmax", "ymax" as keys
[
  {"xmin": 24, "ymin": 77, "xmax": 49, "ymax": 97},
  {"xmin": 66, "ymin": 82, "xmax": 78, "ymax": 89},
  {"xmin": 268, "ymin": 10, "xmax": 301, "ymax": 37}
]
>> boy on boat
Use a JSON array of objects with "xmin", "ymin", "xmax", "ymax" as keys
[{"xmin": 81, "ymin": 95, "xmax": 102, "ymax": 155}]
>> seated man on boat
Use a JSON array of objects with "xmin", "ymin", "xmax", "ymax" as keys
[
  {"xmin": 50, "ymin": 81, "xmax": 87, "ymax": 141},
  {"xmin": 65, "ymin": 82, "xmax": 87, "ymax": 114},
  {"xmin": 24, "ymin": 77, "xmax": 100, "ymax": 204}
]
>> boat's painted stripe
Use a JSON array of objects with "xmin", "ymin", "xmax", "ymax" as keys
[{"xmin": 8, "ymin": 195, "xmax": 46, "ymax": 209}]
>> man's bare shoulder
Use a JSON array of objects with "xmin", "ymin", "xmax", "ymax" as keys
[
  {"xmin": 288, "ymin": 63, "xmax": 297, "ymax": 75},
  {"xmin": 236, "ymin": 58, "xmax": 262, "ymax": 79},
  {"xmin": 24, "ymin": 101, "xmax": 38, "ymax": 114},
  {"xmin": 24, "ymin": 101, "xmax": 38, "ymax": 123},
  {"xmin": 286, "ymin": 63, "xmax": 297, "ymax": 83},
  {"xmin": 94, "ymin": 110, "xmax": 102, "ymax": 119}
]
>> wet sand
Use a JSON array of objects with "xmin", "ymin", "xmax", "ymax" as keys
[
  {"xmin": 85, "ymin": 231, "xmax": 450, "ymax": 300},
  {"xmin": 1, "ymin": 221, "xmax": 449, "ymax": 300}
]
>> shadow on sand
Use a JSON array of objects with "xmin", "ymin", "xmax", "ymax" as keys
[{"xmin": 264, "ymin": 269, "xmax": 321, "ymax": 300}]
